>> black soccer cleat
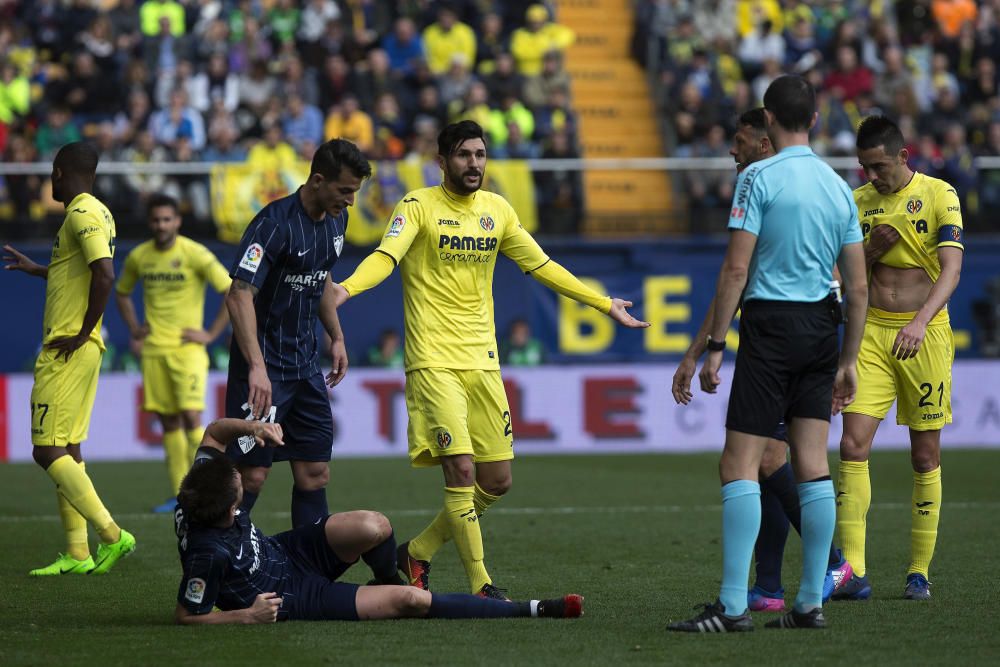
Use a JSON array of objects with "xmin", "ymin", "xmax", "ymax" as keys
[
  {"xmin": 666, "ymin": 601, "xmax": 753, "ymax": 633},
  {"xmin": 476, "ymin": 583, "xmax": 511, "ymax": 601},
  {"xmin": 765, "ymin": 607, "xmax": 827, "ymax": 629},
  {"xmin": 396, "ymin": 541, "xmax": 431, "ymax": 590},
  {"xmin": 537, "ymin": 594, "xmax": 584, "ymax": 618}
]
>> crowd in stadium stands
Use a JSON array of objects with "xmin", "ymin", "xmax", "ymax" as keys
[
  {"xmin": 0, "ymin": 0, "xmax": 578, "ymax": 231},
  {"xmin": 633, "ymin": 0, "xmax": 1000, "ymax": 229}
]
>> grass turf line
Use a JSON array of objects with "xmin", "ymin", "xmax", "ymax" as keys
[{"xmin": 1, "ymin": 451, "xmax": 997, "ymax": 666}]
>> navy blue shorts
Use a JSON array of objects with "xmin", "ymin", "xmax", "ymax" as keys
[
  {"xmin": 224, "ymin": 371, "xmax": 334, "ymax": 467},
  {"xmin": 272, "ymin": 518, "xmax": 360, "ymax": 621},
  {"xmin": 771, "ymin": 422, "xmax": 788, "ymax": 442}
]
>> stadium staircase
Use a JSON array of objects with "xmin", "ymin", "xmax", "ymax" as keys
[{"xmin": 558, "ymin": 0, "xmax": 678, "ymax": 235}]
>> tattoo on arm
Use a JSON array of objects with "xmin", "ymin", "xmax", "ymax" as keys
[{"xmin": 232, "ymin": 279, "xmax": 259, "ymax": 296}]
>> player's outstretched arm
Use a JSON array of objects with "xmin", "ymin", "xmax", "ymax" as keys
[
  {"xmin": 175, "ymin": 594, "xmax": 282, "ymax": 625},
  {"xmin": 48, "ymin": 257, "xmax": 114, "ymax": 361},
  {"xmin": 336, "ymin": 250, "xmax": 397, "ymax": 307},
  {"xmin": 529, "ymin": 260, "xmax": 649, "ymax": 327},
  {"xmin": 3, "ymin": 244, "xmax": 48, "ymax": 279},
  {"xmin": 201, "ymin": 418, "xmax": 284, "ymax": 452}
]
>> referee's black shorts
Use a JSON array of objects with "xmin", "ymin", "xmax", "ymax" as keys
[{"xmin": 726, "ymin": 299, "xmax": 839, "ymax": 438}]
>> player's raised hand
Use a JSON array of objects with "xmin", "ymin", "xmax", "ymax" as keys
[
  {"xmin": 672, "ymin": 356, "xmax": 697, "ymax": 405},
  {"xmin": 246, "ymin": 592, "xmax": 282, "ymax": 624},
  {"xmin": 330, "ymin": 282, "xmax": 351, "ymax": 308},
  {"xmin": 181, "ymin": 328, "xmax": 213, "ymax": 345},
  {"xmin": 832, "ymin": 364, "xmax": 857, "ymax": 415},
  {"xmin": 3, "ymin": 244, "xmax": 44, "ymax": 277},
  {"xmin": 892, "ymin": 319, "xmax": 926, "ymax": 360},
  {"xmin": 608, "ymin": 299, "xmax": 650, "ymax": 328},
  {"xmin": 247, "ymin": 365, "xmax": 272, "ymax": 421},
  {"xmin": 866, "ymin": 225, "xmax": 901, "ymax": 262},
  {"xmin": 698, "ymin": 351, "xmax": 723, "ymax": 394},
  {"xmin": 326, "ymin": 337, "xmax": 349, "ymax": 387},
  {"xmin": 253, "ymin": 422, "xmax": 284, "ymax": 448}
]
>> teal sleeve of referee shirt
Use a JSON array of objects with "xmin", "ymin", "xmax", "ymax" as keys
[{"xmin": 728, "ymin": 165, "xmax": 765, "ymax": 236}]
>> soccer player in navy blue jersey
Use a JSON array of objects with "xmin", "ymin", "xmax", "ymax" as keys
[
  {"xmin": 224, "ymin": 139, "xmax": 370, "ymax": 528},
  {"xmin": 174, "ymin": 420, "xmax": 583, "ymax": 624}
]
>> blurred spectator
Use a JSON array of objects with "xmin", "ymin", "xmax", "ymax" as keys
[
  {"xmin": 229, "ymin": 16, "xmax": 273, "ymax": 75},
  {"xmin": 298, "ymin": 0, "xmax": 341, "ymax": 49},
  {"xmin": 190, "ymin": 53, "xmax": 239, "ymax": 113},
  {"xmin": 534, "ymin": 129, "xmax": 582, "ymax": 235},
  {"xmin": 735, "ymin": 0, "xmax": 784, "ymax": 38},
  {"xmin": 247, "ymin": 123, "xmax": 298, "ymax": 171},
  {"xmin": 278, "ymin": 56, "xmax": 321, "ymax": 109},
  {"xmin": 166, "ymin": 136, "xmax": 211, "ymax": 221},
  {"xmin": 496, "ymin": 121, "xmax": 540, "ymax": 160},
  {"xmin": 353, "ymin": 49, "xmax": 396, "ymax": 113},
  {"xmin": 412, "ymin": 84, "xmax": 448, "ymax": 130},
  {"xmin": 940, "ymin": 122, "xmax": 978, "ymax": 213},
  {"xmin": 122, "ymin": 130, "xmax": 171, "ymax": 215},
  {"xmin": 738, "ymin": 19, "xmax": 785, "ymax": 76},
  {"xmin": 534, "ymin": 88, "xmax": 577, "ymax": 141},
  {"xmin": 694, "ymin": 0, "xmax": 738, "ymax": 44},
  {"xmin": 874, "ymin": 46, "xmax": 918, "ymax": 116},
  {"xmin": 932, "ymin": 0, "xmax": 978, "ymax": 39},
  {"xmin": 78, "ymin": 15, "xmax": 117, "ymax": 73},
  {"xmin": 238, "ymin": 60, "xmax": 276, "ymax": 117},
  {"xmin": 438, "ymin": 55, "xmax": 476, "ymax": 107},
  {"xmin": 3, "ymin": 135, "xmax": 42, "ymax": 218},
  {"xmin": 823, "ymin": 44, "xmax": 874, "ymax": 102},
  {"xmin": 195, "ymin": 19, "xmax": 230, "ymax": 61},
  {"xmin": 148, "ymin": 88, "xmax": 206, "ymax": 151},
  {"xmin": 500, "ymin": 319, "xmax": 544, "ymax": 366},
  {"xmin": 48, "ymin": 50, "xmax": 120, "ymax": 123},
  {"xmin": 268, "ymin": 0, "xmax": 300, "ymax": 46},
  {"xmin": 140, "ymin": 0, "xmax": 186, "ymax": 38},
  {"xmin": 484, "ymin": 53, "xmax": 524, "ymax": 107},
  {"xmin": 113, "ymin": 89, "xmax": 153, "ymax": 147},
  {"xmin": 366, "ymin": 329, "xmax": 404, "ymax": 368},
  {"xmin": 324, "ymin": 95, "xmax": 374, "ymax": 152},
  {"xmin": 382, "ymin": 17, "xmax": 424, "ymax": 77},
  {"xmin": 511, "ymin": 4, "xmax": 575, "ymax": 76},
  {"xmin": 35, "ymin": 106, "xmax": 81, "ymax": 160},
  {"xmin": 0, "ymin": 60, "xmax": 30, "ymax": 149},
  {"xmin": 318, "ymin": 54, "xmax": 353, "ymax": 111},
  {"xmin": 203, "ymin": 122, "xmax": 247, "ymax": 163},
  {"xmin": 372, "ymin": 92, "xmax": 408, "ymax": 160},
  {"xmin": 488, "ymin": 94, "xmax": 534, "ymax": 150},
  {"xmin": 522, "ymin": 50, "xmax": 570, "ymax": 110},
  {"xmin": 423, "ymin": 4, "xmax": 477, "ymax": 76},
  {"xmin": 683, "ymin": 124, "xmax": 735, "ymax": 211},
  {"xmin": 475, "ymin": 12, "xmax": 506, "ymax": 75},
  {"xmin": 143, "ymin": 15, "xmax": 191, "ymax": 77},
  {"xmin": 455, "ymin": 81, "xmax": 494, "ymax": 131},
  {"xmin": 977, "ymin": 122, "xmax": 1000, "ymax": 228},
  {"xmin": 784, "ymin": 15, "xmax": 819, "ymax": 68},
  {"xmin": 282, "ymin": 94, "xmax": 324, "ymax": 151}
]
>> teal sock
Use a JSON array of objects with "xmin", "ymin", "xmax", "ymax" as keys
[
  {"xmin": 795, "ymin": 479, "xmax": 836, "ymax": 612},
  {"xmin": 719, "ymin": 479, "xmax": 761, "ymax": 616}
]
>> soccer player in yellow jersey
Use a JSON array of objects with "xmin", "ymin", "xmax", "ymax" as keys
[
  {"xmin": 2, "ymin": 142, "xmax": 135, "ymax": 575},
  {"xmin": 331, "ymin": 121, "xmax": 649, "ymax": 597},
  {"xmin": 115, "ymin": 194, "xmax": 232, "ymax": 511},
  {"xmin": 833, "ymin": 116, "xmax": 964, "ymax": 601}
]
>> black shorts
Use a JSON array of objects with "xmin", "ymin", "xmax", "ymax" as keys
[
  {"xmin": 225, "ymin": 370, "xmax": 334, "ymax": 467},
  {"xmin": 272, "ymin": 518, "xmax": 360, "ymax": 621},
  {"xmin": 726, "ymin": 300, "xmax": 839, "ymax": 438}
]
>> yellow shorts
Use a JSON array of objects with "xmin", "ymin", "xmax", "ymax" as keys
[
  {"xmin": 30, "ymin": 341, "xmax": 102, "ymax": 446},
  {"xmin": 844, "ymin": 308, "xmax": 954, "ymax": 430},
  {"xmin": 405, "ymin": 368, "xmax": 514, "ymax": 468},
  {"xmin": 141, "ymin": 345, "xmax": 210, "ymax": 414}
]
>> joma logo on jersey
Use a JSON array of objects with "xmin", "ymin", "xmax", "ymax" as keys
[
  {"xmin": 863, "ymin": 208, "xmax": 884, "ymax": 217},
  {"xmin": 438, "ymin": 218, "xmax": 460, "ymax": 226},
  {"xmin": 284, "ymin": 270, "xmax": 329, "ymax": 291},
  {"xmin": 438, "ymin": 235, "xmax": 498, "ymax": 252}
]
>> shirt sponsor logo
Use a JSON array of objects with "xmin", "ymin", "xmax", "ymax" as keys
[
  {"xmin": 239, "ymin": 243, "xmax": 264, "ymax": 273},
  {"xmin": 438, "ymin": 235, "xmax": 498, "ymax": 252},
  {"xmin": 863, "ymin": 208, "xmax": 884, "ymax": 217},
  {"xmin": 906, "ymin": 198, "xmax": 923, "ymax": 215},
  {"xmin": 284, "ymin": 270, "xmax": 329, "ymax": 291},
  {"xmin": 386, "ymin": 215, "xmax": 405, "ymax": 238},
  {"xmin": 479, "ymin": 215, "xmax": 495, "ymax": 232},
  {"xmin": 142, "ymin": 272, "xmax": 186, "ymax": 283},
  {"xmin": 185, "ymin": 578, "xmax": 206, "ymax": 603}
]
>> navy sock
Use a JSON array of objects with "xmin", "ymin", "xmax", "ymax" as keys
[
  {"xmin": 363, "ymin": 530, "xmax": 399, "ymax": 581},
  {"xmin": 763, "ymin": 463, "xmax": 802, "ymax": 534},
  {"xmin": 428, "ymin": 593, "xmax": 531, "ymax": 619},
  {"xmin": 753, "ymin": 485, "xmax": 789, "ymax": 594},
  {"xmin": 291, "ymin": 486, "xmax": 329, "ymax": 528},
  {"xmin": 240, "ymin": 489, "xmax": 259, "ymax": 514}
]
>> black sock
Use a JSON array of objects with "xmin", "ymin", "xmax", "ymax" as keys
[
  {"xmin": 291, "ymin": 486, "xmax": 328, "ymax": 528},
  {"xmin": 363, "ymin": 530, "xmax": 400, "ymax": 582},
  {"xmin": 428, "ymin": 594, "xmax": 530, "ymax": 618},
  {"xmin": 754, "ymin": 485, "xmax": 790, "ymax": 593},
  {"xmin": 763, "ymin": 462, "xmax": 802, "ymax": 534},
  {"xmin": 240, "ymin": 488, "xmax": 259, "ymax": 514}
]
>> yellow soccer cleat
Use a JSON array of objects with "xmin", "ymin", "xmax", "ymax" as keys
[
  {"xmin": 29, "ymin": 553, "xmax": 95, "ymax": 576},
  {"xmin": 90, "ymin": 529, "xmax": 136, "ymax": 575}
]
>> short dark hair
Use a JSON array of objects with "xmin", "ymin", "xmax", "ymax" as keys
[
  {"xmin": 762, "ymin": 75, "xmax": 816, "ymax": 132},
  {"xmin": 146, "ymin": 193, "xmax": 180, "ymax": 218},
  {"xmin": 738, "ymin": 107, "xmax": 768, "ymax": 134},
  {"xmin": 177, "ymin": 456, "xmax": 240, "ymax": 526},
  {"xmin": 53, "ymin": 141, "xmax": 99, "ymax": 178},
  {"xmin": 856, "ymin": 115, "xmax": 905, "ymax": 154},
  {"xmin": 310, "ymin": 139, "xmax": 372, "ymax": 181},
  {"xmin": 438, "ymin": 120, "xmax": 487, "ymax": 157}
]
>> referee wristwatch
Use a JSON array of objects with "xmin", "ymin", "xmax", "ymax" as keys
[{"xmin": 705, "ymin": 336, "xmax": 726, "ymax": 352}]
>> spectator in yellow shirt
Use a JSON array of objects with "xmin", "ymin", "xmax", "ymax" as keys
[
  {"xmin": 246, "ymin": 124, "xmax": 298, "ymax": 172},
  {"xmin": 423, "ymin": 5, "xmax": 477, "ymax": 76},
  {"xmin": 140, "ymin": 0, "xmax": 186, "ymax": 37},
  {"xmin": 324, "ymin": 94, "xmax": 374, "ymax": 152},
  {"xmin": 511, "ymin": 4, "xmax": 575, "ymax": 77},
  {"xmin": 735, "ymin": 0, "xmax": 783, "ymax": 38}
]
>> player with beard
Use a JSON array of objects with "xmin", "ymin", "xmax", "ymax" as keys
[{"xmin": 329, "ymin": 121, "xmax": 649, "ymax": 598}]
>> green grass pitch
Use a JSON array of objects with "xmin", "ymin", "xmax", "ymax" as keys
[{"xmin": 1, "ymin": 451, "xmax": 998, "ymax": 666}]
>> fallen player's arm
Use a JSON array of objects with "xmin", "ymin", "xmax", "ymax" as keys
[
  {"xmin": 200, "ymin": 418, "xmax": 285, "ymax": 452},
  {"xmin": 175, "ymin": 594, "xmax": 282, "ymax": 625}
]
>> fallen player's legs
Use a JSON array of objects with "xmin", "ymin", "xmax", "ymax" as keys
[
  {"xmin": 753, "ymin": 437, "xmax": 792, "ymax": 601},
  {"xmin": 354, "ymin": 585, "xmax": 581, "ymax": 620}
]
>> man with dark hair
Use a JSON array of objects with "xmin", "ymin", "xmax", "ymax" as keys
[
  {"xmin": 833, "ymin": 115, "xmax": 964, "ymax": 601},
  {"xmin": 175, "ymin": 419, "xmax": 584, "ymax": 624},
  {"xmin": 115, "ymin": 193, "xmax": 232, "ymax": 512},
  {"xmin": 330, "ymin": 120, "xmax": 648, "ymax": 598},
  {"xmin": 3, "ymin": 142, "xmax": 135, "ymax": 575},
  {"xmin": 224, "ymin": 138, "xmax": 371, "ymax": 528},
  {"xmin": 667, "ymin": 76, "xmax": 868, "ymax": 632}
]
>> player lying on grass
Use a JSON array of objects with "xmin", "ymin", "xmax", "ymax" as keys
[{"xmin": 174, "ymin": 419, "xmax": 583, "ymax": 624}]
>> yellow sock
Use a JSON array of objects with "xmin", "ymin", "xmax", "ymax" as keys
[
  {"xmin": 836, "ymin": 459, "xmax": 871, "ymax": 577},
  {"xmin": 473, "ymin": 483, "xmax": 502, "ymax": 517},
  {"xmin": 443, "ymin": 486, "xmax": 491, "ymax": 593},
  {"xmin": 47, "ymin": 455, "xmax": 121, "ymax": 544},
  {"xmin": 409, "ymin": 510, "xmax": 452, "ymax": 562},
  {"xmin": 163, "ymin": 429, "xmax": 189, "ymax": 495},
  {"xmin": 185, "ymin": 426, "xmax": 205, "ymax": 467},
  {"xmin": 909, "ymin": 466, "xmax": 942, "ymax": 578},
  {"xmin": 58, "ymin": 461, "xmax": 89, "ymax": 561}
]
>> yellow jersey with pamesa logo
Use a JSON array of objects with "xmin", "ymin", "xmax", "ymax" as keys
[
  {"xmin": 372, "ymin": 185, "xmax": 549, "ymax": 372},
  {"xmin": 42, "ymin": 192, "xmax": 116, "ymax": 350},
  {"xmin": 853, "ymin": 172, "xmax": 964, "ymax": 284}
]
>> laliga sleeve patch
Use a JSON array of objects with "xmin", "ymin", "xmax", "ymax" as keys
[
  {"xmin": 239, "ymin": 243, "xmax": 264, "ymax": 273},
  {"xmin": 386, "ymin": 215, "xmax": 405, "ymax": 238},
  {"xmin": 185, "ymin": 578, "xmax": 206, "ymax": 604}
]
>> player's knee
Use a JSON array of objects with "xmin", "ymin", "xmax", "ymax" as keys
[
  {"xmin": 395, "ymin": 587, "xmax": 430, "ymax": 617},
  {"xmin": 361, "ymin": 511, "xmax": 392, "ymax": 546},
  {"xmin": 240, "ymin": 466, "xmax": 269, "ymax": 493},
  {"xmin": 294, "ymin": 463, "xmax": 329, "ymax": 491},
  {"xmin": 441, "ymin": 456, "xmax": 476, "ymax": 487},
  {"xmin": 180, "ymin": 411, "xmax": 201, "ymax": 430},
  {"xmin": 839, "ymin": 432, "xmax": 870, "ymax": 462},
  {"xmin": 479, "ymin": 476, "xmax": 511, "ymax": 497},
  {"xmin": 910, "ymin": 447, "xmax": 940, "ymax": 473}
]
